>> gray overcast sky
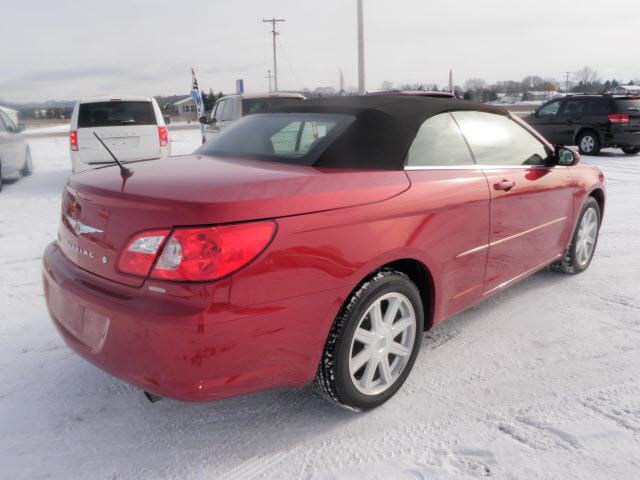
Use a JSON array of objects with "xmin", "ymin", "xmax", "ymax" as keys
[{"xmin": 1, "ymin": 0, "xmax": 639, "ymax": 103}]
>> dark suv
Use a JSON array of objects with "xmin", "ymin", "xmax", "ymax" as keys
[{"xmin": 524, "ymin": 95, "xmax": 640, "ymax": 155}]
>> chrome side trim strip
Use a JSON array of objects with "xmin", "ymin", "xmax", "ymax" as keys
[
  {"xmin": 456, "ymin": 243, "xmax": 489, "ymax": 259},
  {"xmin": 405, "ymin": 164, "xmax": 565, "ymax": 171},
  {"xmin": 490, "ymin": 217, "xmax": 567, "ymax": 247},
  {"xmin": 456, "ymin": 217, "xmax": 567, "ymax": 259},
  {"xmin": 483, "ymin": 253, "xmax": 563, "ymax": 296}
]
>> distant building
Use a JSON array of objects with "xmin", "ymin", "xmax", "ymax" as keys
[
  {"xmin": 612, "ymin": 85, "xmax": 640, "ymax": 95},
  {"xmin": 173, "ymin": 97, "xmax": 197, "ymax": 116}
]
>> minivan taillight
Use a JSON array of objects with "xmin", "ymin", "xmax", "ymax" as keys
[
  {"xmin": 70, "ymin": 130, "xmax": 78, "ymax": 151},
  {"xmin": 118, "ymin": 221, "xmax": 276, "ymax": 281},
  {"xmin": 158, "ymin": 126, "xmax": 168, "ymax": 147},
  {"xmin": 608, "ymin": 113, "xmax": 629, "ymax": 124}
]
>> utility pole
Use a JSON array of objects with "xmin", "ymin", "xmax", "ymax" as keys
[
  {"xmin": 263, "ymin": 17, "xmax": 285, "ymax": 92},
  {"xmin": 265, "ymin": 69, "xmax": 273, "ymax": 93},
  {"xmin": 357, "ymin": 0, "xmax": 365, "ymax": 94},
  {"xmin": 565, "ymin": 71, "xmax": 571, "ymax": 94}
]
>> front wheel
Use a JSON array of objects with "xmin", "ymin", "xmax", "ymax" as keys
[
  {"xmin": 578, "ymin": 131, "xmax": 600, "ymax": 155},
  {"xmin": 621, "ymin": 146, "xmax": 640, "ymax": 155},
  {"xmin": 551, "ymin": 197, "xmax": 601, "ymax": 274},
  {"xmin": 313, "ymin": 270, "xmax": 424, "ymax": 410}
]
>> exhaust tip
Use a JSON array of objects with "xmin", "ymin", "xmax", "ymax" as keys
[{"xmin": 144, "ymin": 391, "xmax": 162, "ymax": 403}]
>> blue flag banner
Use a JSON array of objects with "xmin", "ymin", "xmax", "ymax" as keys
[{"xmin": 191, "ymin": 67, "xmax": 206, "ymax": 144}]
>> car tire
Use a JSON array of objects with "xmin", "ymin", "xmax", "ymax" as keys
[
  {"xmin": 551, "ymin": 197, "xmax": 601, "ymax": 274},
  {"xmin": 313, "ymin": 270, "xmax": 424, "ymax": 411},
  {"xmin": 21, "ymin": 147, "xmax": 33, "ymax": 176},
  {"xmin": 621, "ymin": 146, "xmax": 640, "ymax": 155},
  {"xmin": 577, "ymin": 131, "xmax": 601, "ymax": 155}
]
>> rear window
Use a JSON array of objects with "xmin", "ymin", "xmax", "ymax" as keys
[
  {"xmin": 615, "ymin": 98, "xmax": 640, "ymax": 112},
  {"xmin": 78, "ymin": 101, "xmax": 156, "ymax": 127},
  {"xmin": 241, "ymin": 97, "xmax": 303, "ymax": 115},
  {"xmin": 196, "ymin": 113, "xmax": 355, "ymax": 165}
]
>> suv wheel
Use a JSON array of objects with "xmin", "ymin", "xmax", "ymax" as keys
[
  {"xmin": 621, "ymin": 146, "xmax": 640, "ymax": 155},
  {"xmin": 313, "ymin": 270, "xmax": 424, "ymax": 410},
  {"xmin": 578, "ymin": 131, "xmax": 600, "ymax": 155}
]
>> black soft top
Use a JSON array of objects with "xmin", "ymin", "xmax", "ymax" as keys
[{"xmin": 269, "ymin": 96, "xmax": 509, "ymax": 169}]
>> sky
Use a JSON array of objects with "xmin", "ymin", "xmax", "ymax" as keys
[{"xmin": 1, "ymin": 0, "xmax": 639, "ymax": 103}]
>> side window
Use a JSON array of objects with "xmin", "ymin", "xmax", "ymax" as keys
[
  {"xmin": 213, "ymin": 100, "xmax": 225, "ymax": 122},
  {"xmin": 586, "ymin": 99, "xmax": 611, "ymax": 115},
  {"xmin": 537, "ymin": 100, "xmax": 562, "ymax": 116},
  {"xmin": 221, "ymin": 100, "xmax": 235, "ymax": 121},
  {"xmin": 406, "ymin": 113, "xmax": 474, "ymax": 167},
  {"xmin": 452, "ymin": 111, "xmax": 550, "ymax": 167},
  {"xmin": 562, "ymin": 99, "xmax": 585, "ymax": 116}
]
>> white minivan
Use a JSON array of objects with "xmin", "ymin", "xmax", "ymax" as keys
[{"xmin": 69, "ymin": 96, "xmax": 170, "ymax": 172}]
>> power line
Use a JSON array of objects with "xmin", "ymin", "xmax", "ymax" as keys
[
  {"xmin": 357, "ymin": 0, "xmax": 365, "ymax": 94},
  {"xmin": 262, "ymin": 17, "xmax": 285, "ymax": 92}
]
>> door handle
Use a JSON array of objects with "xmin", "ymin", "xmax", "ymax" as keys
[{"xmin": 493, "ymin": 179, "xmax": 516, "ymax": 191}]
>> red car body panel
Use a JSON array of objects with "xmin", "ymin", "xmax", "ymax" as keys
[{"xmin": 43, "ymin": 112, "xmax": 606, "ymax": 402}]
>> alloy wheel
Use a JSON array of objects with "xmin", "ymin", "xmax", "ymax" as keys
[
  {"xmin": 349, "ymin": 292, "xmax": 416, "ymax": 396},
  {"xmin": 580, "ymin": 135, "xmax": 595, "ymax": 153},
  {"xmin": 575, "ymin": 207, "xmax": 598, "ymax": 266}
]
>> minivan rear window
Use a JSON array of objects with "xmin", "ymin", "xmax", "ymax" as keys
[
  {"xmin": 78, "ymin": 101, "xmax": 156, "ymax": 128},
  {"xmin": 616, "ymin": 98, "xmax": 640, "ymax": 112},
  {"xmin": 242, "ymin": 97, "xmax": 303, "ymax": 115}
]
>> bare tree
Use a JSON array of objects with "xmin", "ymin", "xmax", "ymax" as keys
[
  {"xmin": 380, "ymin": 80, "xmax": 394, "ymax": 91},
  {"xmin": 464, "ymin": 78, "xmax": 487, "ymax": 92},
  {"xmin": 575, "ymin": 67, "xmax": 600, "ymax": 93}
]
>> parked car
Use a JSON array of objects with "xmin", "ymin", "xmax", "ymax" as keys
[
  {"xmin": 69, "ymin": 96, "xmax": 170, "ymax": 173},
  {"xmin": 43, "ymin": 96, "xmax": 605, "ymax": 410},
  {"xmin": 524, "ymin": 94, "xmax": 640, "ymax": 155},
  {"xmin": 0, "ymin": 108, "xmax": 32, "ymax": 192},
  {"xmin": 204, "ymin": 92, "xmax": 305, "ymax": 140}
]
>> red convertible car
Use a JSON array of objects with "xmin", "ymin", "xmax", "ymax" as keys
[{"xmin": 43, "ymin": 96, "xmax": 605, "ymax": 410}]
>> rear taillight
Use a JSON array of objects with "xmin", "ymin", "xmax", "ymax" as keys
[
  {"xmin": 118, "ymin": 221, "xmax": 276, "ymax": 281},
  {"xmin": 158, "ymin": 126, "xmax": 168, "ymax": 147},
  {"xmin": 608, "ymin": 113, "xmax": 629, "ymax": 124},
  {"xmin": 118, "ymin": 229, "xmax": 170, "ymax": 277},
  {"xmin": 70, "ymin": 130, "xmax": 78, "ymax": 151}
]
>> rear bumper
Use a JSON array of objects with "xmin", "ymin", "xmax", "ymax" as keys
[
  {"xmin": 42, "ymin": 242, "xmax": 338, "ymax": 402},
  {"xmin": 605, "ymin": 130, "xmax": 640, "ymax": 147}
]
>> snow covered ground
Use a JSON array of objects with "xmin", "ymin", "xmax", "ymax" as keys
[{"xmin": 1, "ymin": 131, "xmax": 639, "ymax": 480}]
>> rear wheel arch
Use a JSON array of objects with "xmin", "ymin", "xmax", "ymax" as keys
[{"xmin": 348, "ymin": 258, "xmax": 435, "ymax": 331}]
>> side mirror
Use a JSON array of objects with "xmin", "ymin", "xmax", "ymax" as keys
[
  {"xmin": 533, "ymin": 110, "xmax": 539, "ymax": 118},
  {"xmin": 555, "ymin": 146, "xmax": 580, "ymax": 166},
  {"xmin": 17, "ymin": 123, "xmax": 26, "ymax": 132},
  {"xmin": 199, "ymin": 115, "xmax": 208, "ymax": 125}
]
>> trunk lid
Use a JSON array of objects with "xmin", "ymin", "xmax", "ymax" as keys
[{"xmin": 60, "ymin": 154, "xmax": 410, "ymax": 287}]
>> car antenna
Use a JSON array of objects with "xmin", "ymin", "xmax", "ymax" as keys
[{"xmin": 93, "ymin": 132, "xmax": 133, "ymax": 178}]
